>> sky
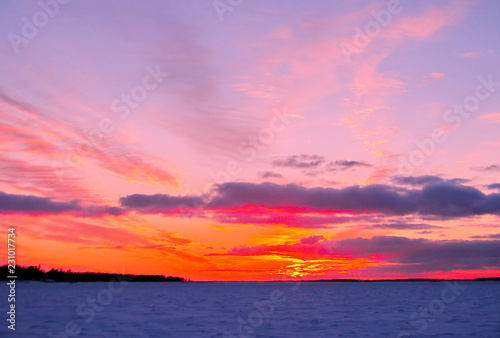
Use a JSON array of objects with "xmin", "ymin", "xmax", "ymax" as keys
[{"xmin": 0, "ymin": 0, "xmax": 500, "ymax": 281}]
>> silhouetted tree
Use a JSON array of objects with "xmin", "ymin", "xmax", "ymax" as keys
[{"xmin": 0, "ymin": 265, "xmax": 189, "ymax": 282}]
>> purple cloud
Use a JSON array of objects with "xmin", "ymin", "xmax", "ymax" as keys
[
  {"xmin": 328, "ymin": 160, "xmax": 372, "ymax": 171},
  {"xmin": 487, "ymin": 183, "xmax": 500, "ymax": 191},
  {"xmin": 259, "ymin": 171, "xmax": 283, "ymax": 179},
  {"xmin": 0, "ymin": 191, "xmax": 81, "ymax": 214},
  {"xmin": 120, "ymin": 181, "xmax": 500, "ymax": 218},
  {"xmin": 392, "ymin": 175, "xmax": 469, "ymax": 186},
  {"xmin": 271, "ymin": 154, "xmax": 325, "ymax": 168}
]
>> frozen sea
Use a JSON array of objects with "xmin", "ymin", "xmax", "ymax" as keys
[{"xmin": 1, "ymin": 281, "xmax": 500, "ymax": 337}]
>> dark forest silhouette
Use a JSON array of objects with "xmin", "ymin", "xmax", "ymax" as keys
[{"xmin": 0, "ymin": 265, "xmax": 189, "ymax": 282}]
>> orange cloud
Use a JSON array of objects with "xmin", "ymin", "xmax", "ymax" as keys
[
  {"xmin": 426, "ymin": 73, "xmax": 445, "ymax": 79},
  {"xmin": 459, "ymin": 51, "xmax": 480, "ymax": 58},
  {"xmin": 479, "ymin": 112, "xmax": 500, "ymax": 123}
]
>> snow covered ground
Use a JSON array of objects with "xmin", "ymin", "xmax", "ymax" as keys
[{"xmin": 1, "ymin": 281, "xmax": 499, "ymax": 337}]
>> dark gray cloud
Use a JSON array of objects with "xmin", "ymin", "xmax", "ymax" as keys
[
  {"xmin": 120, "ymin": 181, "xmax": 500, "ymax": 218},
  {"xmin": 120, "ymin": 193, "xmax": 205, "ymax": 213},
  {"xmin": 487, "ymin": 183, "xmax": 500, "ymax": 190},
  {"xmin": 259, "ymin": 171, "xmax": 283, "ymax": 179},
  {"xmin": 271, "ymin": 154, "xmax": 325, "ymax": 168},
  {"xmin": 0, "ymin": 191, "xmax": 81, "ymax": 214},
  {"xmin": 470, "ymin": 234, "xmax": 500, "ymax": 239},
  {"xmin": 271, "ymin": 156, "xmax": 371, "ymax": 177},
  {"xmin": 478, "ymin": 164, "xmax": 500, "ymax": 172},
  {"xmin": 0, "ymin": 191, "xmax": 126, "ymax": 216},
  {"xmin": 367, "ymin": 223, "xmax": 442, "ymax": 230},
  {"xmin": 392, "ymin": 175, "xmax": 444, "ymax": 186},
  {"xmin": 447, "ymin": 178, "xmax": 470, "ymax": 184},
  {"xmin": 392, "ymin": 175, "xmax": 469, "ymax": 186},
  {"xmin": 206, "ymin": 182, "xmax": 500, "ymax": 217},
  {"xmin": 83, "ymin": 205, "xmax": 126, "ymax": 217},
  {"xmin": 328, "ymin": 160, "xmax": 372, "ymax": 171}
]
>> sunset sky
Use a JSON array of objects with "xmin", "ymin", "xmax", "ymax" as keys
[{"xmin": 1, "ymin": 0, "xmax": 500, "ymax": 281}]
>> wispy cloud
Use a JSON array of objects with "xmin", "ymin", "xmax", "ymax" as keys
[
  {"xmin": 271, "ymin": 154, "xmax": 325, "ymax": 168},
  {"xmin": 478, "ymin": 112, "xmax": 500, "ymax": 123},
  {"xmin": 486, "ymin": 183, "xmax": 500, "ymax": 191},
  {"xmin": 458, "ymin": 51, "xmax": 480, "ymax": 58},
  {"xmin": 392, "ymin": 175, "xmax": 469, "ymax": 186},
  {"xmin": 470, "ymin": 234, "xmax": 500, "ymax": 239},
  {"xmin": 259, "ymin": 171, "xmax": 283, "ymax": 179},
  {"xmin": 328, "ymin": 160, "xmax": 372, "ymax": 171},
  {"xmin": 477, "ymin": 165, "xmax": 500, "ymax": 172},
  {"xmin": 425, "ymin": 72, "xmax": 445, "ymax": 79},
  {"xmin": 366, "ymin": 223, "xmax": 442, "ymax": 230}
]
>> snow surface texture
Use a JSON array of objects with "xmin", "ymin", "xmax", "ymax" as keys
[{"xmin": 1, "ymin": 281, "xmax": 499, "ymax": 337}]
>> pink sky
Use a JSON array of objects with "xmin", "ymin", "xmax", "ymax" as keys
[{"xmin": 1, "ymin": 0, "xmax": 500, "ymax": 280}]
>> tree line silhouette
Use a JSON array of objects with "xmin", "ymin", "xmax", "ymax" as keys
[{"xmin": 0, "ymin": 265, "xmax": 189, "ymax": 282}]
